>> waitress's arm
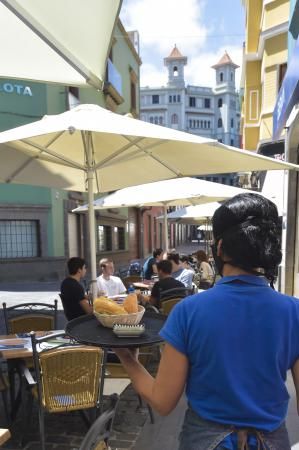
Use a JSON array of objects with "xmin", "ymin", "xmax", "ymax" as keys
[
  {"xmin": 292, "ymin": 359, "xmax": 299, "ymax": 415},
  {"xmin": 114, "ymin": 343, "xmax": 188, "ymax": 415}
]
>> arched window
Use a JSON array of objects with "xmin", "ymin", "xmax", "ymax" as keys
[
  {"xmin": 230, "ymin": 118, "xmax": 234, "ymax": 128},
  {"xmin": 149, "ymin": 116, "xmax": 154, "ymax": 123},
  {"xmin": 154, "ymin": 117, "xmax": 159, "ymax": 124},
  {"xmin": 231, "ymin": 72, "xmax": 233, "ymax": 81},
  {"xmin": 220, "ymin": 72, "xmax": 224, "ymax": 82},
  {"xmin": 159, "ymin": 116, "xmax": 163, "ymax": 125},
  {"xmin": 171, "ymin": 113, "xmax": 178, "ymax": 124},
  {"xmin": 218, "ymin": 118, "xmax": 223, "ymax": 128},
  {"xmin": 218, "ymin": 98, "xmax": 223, "ymax": 108},
  {"xmin": 173, "ymin": 66, "xmax": 178, "ymax": 77}
]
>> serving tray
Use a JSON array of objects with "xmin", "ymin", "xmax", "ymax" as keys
[{"xmin": 65, "ymin": 311, "xmax": 167, "ymax": 348}]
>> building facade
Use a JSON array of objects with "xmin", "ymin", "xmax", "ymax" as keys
[
  {"xmin": 240, "ymin": 0, "xmax": 291, "ymax": 292},
  {"xmin": 0, "ymin": 20, "xmax": 157, "ymax": 282},
  {"xmin": 241, "ymin": 0, "xmax": 289, "ymax": 154},
  {"xmin": 140, "ymin": 46, "xmax": 241, "ymax": 185},
  {"xmin": 270, "ymin": 0, "xmax": 299, "ymax": 296}
]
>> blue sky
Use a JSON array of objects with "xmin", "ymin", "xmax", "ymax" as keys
[{"xmin": 120, "ymin": 0, "xmax": 245, "ymax": 88}]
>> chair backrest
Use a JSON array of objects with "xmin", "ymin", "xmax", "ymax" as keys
[
  {"xmin": 160, "ymin": 297, "xmax": 183, "ymax": 315},
  {"xmin": 159, "ymin": 287, "xmax": 191, "ymax": 302},
  {"xmin": 79, "ymin": 393, "xmax": 119, "ymax": 450},
  {"xmin": 2, "ymin": 301, "xmax": 58, "ymax": 334},
  {"xmin": 122, "ymin": 275, "xmax": 142, "ymax": 290},
  {"xmin": 30, "ymin": 331, "xmax": 103, "ymax": 413}
]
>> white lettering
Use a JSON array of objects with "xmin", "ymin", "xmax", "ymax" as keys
[
  {"xmin": 277, "ymin": 87, "xmax": 285, "ymax": 121},
  {"xmin": 0, "ymin": 83, "xmax": 33, "ymax": 96},
  {"xmin": 3, "ymin": 83, "xmax": 13, "ymax": 93},
  {"xmin": 14, "ymin": 84, "xmax": 23, "ymax": 94},
  {"xmin": 23, "ymin": 86, "xmax": 32, "ymax": 96}
]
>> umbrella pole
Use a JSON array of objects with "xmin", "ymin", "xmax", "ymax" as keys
[
  {"xmin": 163, "ymin": 204, "xmax": 169, "ymax": 253},
  {"xmin": 85, "ymin": 133, "xmax": 97, "ymax": 300}
]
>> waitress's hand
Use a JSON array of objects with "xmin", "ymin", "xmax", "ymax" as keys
[{"xmin": 112, "ymin": 347, "xmax": 139, "ymax": 363}]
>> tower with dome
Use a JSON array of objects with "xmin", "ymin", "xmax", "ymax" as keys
[{"xmin": 140, "ymin": 46, "xmax": 241, "ymax": 184}]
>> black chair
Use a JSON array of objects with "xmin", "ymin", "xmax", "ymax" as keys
[
  {"xmin": 2, "ymin": 300, "xmax": 58, "ymax": 418},
  {"xmin": 23, "ymin": 331, "xmax": 105, "ymax": 450},
  {"xmin": 159, "ymin": 287, "xmax": 192, "ymax": 302},
  {"xmin": 2, "ymin": 301, "xmax": 58, "ymax": 334},
  {"xmin": 78, "ymin": 393, "xmax": 119, "ymax": 450}
]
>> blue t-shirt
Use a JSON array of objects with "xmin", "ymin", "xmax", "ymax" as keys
[{"xmin": 160, "ymin": 275, "xmax": 299, "ymax": 431}]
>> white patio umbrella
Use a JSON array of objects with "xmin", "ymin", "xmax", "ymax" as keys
[
  {"xmin": 72, "ymin": 177, "xmax": 254, "ymax": 251},
  {"xmin": 165, "ymin": 202, "xmax": 222, "ymax": 224},
  {"xmin": 0, "ymin": 0, "xmax": 121, "ymax": 88},
  {"xmin": 0, "ymin": 104, "xmax": 297, "ymax": 296}
]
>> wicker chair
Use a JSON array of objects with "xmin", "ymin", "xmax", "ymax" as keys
[
  {"xmin": 2, "ymin": 300, "xmax": 58, "ymax": 334},
  {"xmin": 23, "ymin": 332, "xmax": 104, "ymax": 450},
  {"xmin": 160, "ymin": 297, "xmax": 184, "ymax": 315}
]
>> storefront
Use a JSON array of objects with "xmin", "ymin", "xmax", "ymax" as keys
[{"xmin": 273, "ymin": 32, "xmax": 299, "ymax": 295}]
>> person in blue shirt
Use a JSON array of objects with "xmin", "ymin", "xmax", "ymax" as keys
[
  {"xmin": 167, "ymin": 252, "xmax": 194, "ymax": 289},
  {"xmin": 114, "ymin": 193, "xmax": 299, "ymax": 450}
]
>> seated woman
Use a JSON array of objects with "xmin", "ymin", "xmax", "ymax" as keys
[
  {"xmin": 113, "ymin": 193, "xmax": 299, "ymax": 450},
  {"xmin": 195, "ymin": 250, "xmax": 214, "ymax": 290}
]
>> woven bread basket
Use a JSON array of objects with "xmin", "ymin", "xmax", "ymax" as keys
[{"xmin": 94, "ymin": 305, "xmax": 145, "ymax": 328}]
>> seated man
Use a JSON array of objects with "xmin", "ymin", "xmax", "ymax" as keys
[
  {"xmin": 60, "ymin": 257, "xmax": 93, "ymax": 321},
  {"xmin": 167, "ymin": 253, "xmax": 194, "ymax": 289},
  {"xmin": 149, "ymin": 260, "xmax": 185, "ymax": 309},
  {"xmin": 142, "ymin": 248, "xmax": 164, "ymax": 280},
  {"xmin": 96, "ymin": 258, "xmax": 126, "ymax": 297}
]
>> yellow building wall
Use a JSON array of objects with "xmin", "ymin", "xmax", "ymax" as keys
[
  {"xmin": 262, "ymin": 0, "xmax": 289, "ymax": 31},
  {"xmin": 244, "ymin": 60, "xmax": 261, "ymax": 125},
  {"xmin": 263, "ymin": 33, "xmax": 288, "ymax": 68},
  {"xmin": 243, "ymin": 126, "xmax": 259, "ymax": 151},
  {"xmin": 246, "ymin": 0, "xmax": 262, "ymax": 53},
  {"xmin": 259, "ymin": 113, "xmax": 273, "ymax": 141},
  {"xmin": 241, "ymin": 0, "xmax": 288, "ymax": 152},
  {"xmin": 262, "ymin": 66, "xmax": 278, "ymax": 112}
]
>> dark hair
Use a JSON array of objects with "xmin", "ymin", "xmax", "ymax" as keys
[
  {"xmin": 195, "ymin": 250, "xmax": 208, "ymax": 263},
  {"xmin": 67, "ymin": 257, "xmax": 86, "ymax": 275},
  {"xmin": 167, "ymin": 253, "xmax": 180, "ymax": 265},
  {"xmin": 153, "ymin": 248, "xmax": 163, "ymax": 258},
  {"xmin": 157, "ymin": 260, "xmax": 172, "ymax": 274},
  {"xmin": 212, "ymin": 193, "xmax": 281, "ymax": 283}
]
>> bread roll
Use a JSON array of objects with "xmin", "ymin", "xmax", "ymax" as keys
[
  {"xmin": 123, "ymin": 293, "xmax": 138, "ymax": 313},
  {"xmin": 93, "ymin": 297, "xmax": 128, "ymax": 315}
]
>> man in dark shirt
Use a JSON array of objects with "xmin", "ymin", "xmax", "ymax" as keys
[
  {"xmin": 60, "ymin": 257, "xmax": 93, "ymax": 321},
  {"xmin": 150, "ymin": 260, "xmax": 185, "ymax": 309},
  {"xmin": 142, "ymin": 248, "xmax": 164, "ymax": 280}
]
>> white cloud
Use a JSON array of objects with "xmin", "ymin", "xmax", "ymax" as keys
[
  {"xmin": 184, "ymin": 45, "xmax": 243, "ymax": 89},
  {"xmin": 121, "ymin": 0, "xmax": 209, "ymax": 55},
  {"xmin": 140, "ymin": 62, "xmax": 168, "ymax": 88},
  {"xmin": 121, "ymin": 0, "xmax": 243, "ymax": 90}
]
